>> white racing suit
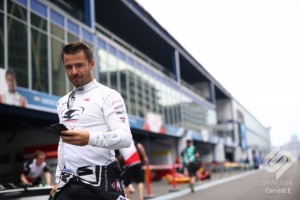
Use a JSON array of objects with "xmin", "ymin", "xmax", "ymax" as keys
[{"xmin": 54, "ymin": 79, "xmax": 132, "ymax": 200}]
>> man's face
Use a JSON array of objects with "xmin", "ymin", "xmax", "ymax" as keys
[
  {"xmin": 36, "ymin": 155, "xmax": 45, "ymax": 166},
  {"xmin": 6, "ymin": 74, "xmax": 16, "ymax": 93},
  {"xmin": 63, "ymin": 51, "xmax": 94, "ymax": 88}
]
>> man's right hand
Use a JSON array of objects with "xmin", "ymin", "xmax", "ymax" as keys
[{"xmin": 61, "ymin": 129, "xmax": 90, "ymax": 146}]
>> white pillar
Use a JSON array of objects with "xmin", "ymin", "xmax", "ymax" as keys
[{"xmin": 214, "ymin": 142, "xmax": 225, "ymax": 162}]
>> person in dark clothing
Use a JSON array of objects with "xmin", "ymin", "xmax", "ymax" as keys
[
  {"xmin": 183, "ymin": 140, "xmax": 201, "ymax": 193},
  {"xmin": 118, "ymin": 141, "xmax": 148, "ymax": 200}
]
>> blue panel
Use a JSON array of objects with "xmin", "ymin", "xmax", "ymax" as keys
[
  {"xmin": 118, "ymin": 51, "xmax": 126, "ymax": 62},
  {"xmin": 127, "ymin": 57, "xmax": 134, "ymax": 66},
  {"xmin": 67, "ymin": 20, "xmax": 79, "ymax": 35},
  {"xmin": 140, "ymin": 63, "xmax": 150, "ymax": 75},
  {"xmin": 82, "ymin": 29, "xmax": 93, "ymax": 43},
  {"xmin": 133, "ymin": 60, "xmax": 141, "ymax": 70},
  {"xmin": 139, "ymin": 63, "xmax": 149, "ymax": 75},
  {"xmin": 16, "ymin": 87, "xmax": 59, "ymax": 113},
  {"xmin": 97, "ymin": 38, "xmax": 106, "ymax": 49},
  {"xmin": 240, "ymin": 124, "xmax": 248, "ymax": 150},
  {"xmin": 84, "ymin": 0, "xmax": 91, "ymax": 26},
  {"xmin": 191, "ymin": 131, "xmax": 202, "ymax": 141},
  {"xmin": 50, "ymin": 10, "xmax": 64, "ymax": 28},
  {"xmin": 128, "ymin": 114, "xmax": 144, "ymax": 130},
  {"xmin": 108, "ymin": 45, "xmax": 117, "ymax": 55},
  {"xmin": 165, "ymin": 125, "xmax": 184, "ymax": 137},
  {"xmin": 16, "ymin": 0, "xmax": 27, "ymax": 6},
  {"xmin": 172, "ymin": 52, "xmax": 178, "ymax": 82},
  {"xmin": 152, "ymin": 71, "xmax": 158, "ymax": 80},
  {"xmin": 31, "ymin": 0, "xmax": 47, "ymax": 17}
]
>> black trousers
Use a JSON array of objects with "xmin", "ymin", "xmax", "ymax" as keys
[
  {"xmin": 54, "ymin": 181, "xmax": 126, "ymax": 200},
  {"xmin": 55, "ymin": 161, "xmax": 126, "ymax": 200},
  {"xmin": 123, "ymin": 163, "xmax": 144, "ymax": 187},
  {"xmin": 187, "ymin": 161, "xmax": 202, "ymax": 177}
]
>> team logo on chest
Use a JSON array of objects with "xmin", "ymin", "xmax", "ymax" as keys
[{"xmin": 61, "ymin": 107, "xmax": 85, "ymax": 121}]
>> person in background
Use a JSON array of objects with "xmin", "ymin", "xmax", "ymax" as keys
[
  {"xmin": 179, "ymin": 149, "xmax": 187, "ymax": 174},
  {"xmin": 20, "ymin": 150, "xmax": 51, "ymax": 186},
  {"xmin": 183, "ymin": 139, "xmax": 201, "ymax": 193},
  {"xmin": 0, "ymin": 69, "xmax": 27, "ymax": 107},
  {"xmin": 118, "ymin": 141, "xmax": 148, "ymax": 200},
  {"xmin": 254, "ymin": 153, "xmax": 262, "ymax": 169},
  {"xmin": 50, "ymin": 42, "xmax": 132, "ymax": 200}
]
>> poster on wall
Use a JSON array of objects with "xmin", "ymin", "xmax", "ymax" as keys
[
  {"xmin": 0, "ymin": 68, "xmax": 59, "ymax": 113},
  {"xmin": 143, "ymin": 112, "xmax": 166, "ymax": 134},
  {"xmin": 239, "ymin": 123, "xmax": 248, "ymax": 150}
]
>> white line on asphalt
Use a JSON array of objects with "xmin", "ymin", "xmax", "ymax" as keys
[{"xmin": 150, "ymin": 170, "xmax": 261, "ymax": 200}]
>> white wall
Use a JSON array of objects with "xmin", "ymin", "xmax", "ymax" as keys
[
  {"xmin": 232, "ymin": 99, "xmax": 271, "ymax": 152},
  {"xmin": 214, "ymin": 142, "xmax": 225, "ymax": 162},
  {"xmin": 216, "ymin": 99, "xmax": 232, "ymax": 122}
]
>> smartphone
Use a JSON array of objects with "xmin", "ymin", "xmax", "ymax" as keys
[{"xmin": 51, "ymin": 123, "xmax": 68, "ymax": 134}]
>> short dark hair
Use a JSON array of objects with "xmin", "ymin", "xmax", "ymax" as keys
[
  {"xmin": 61, "ymin": 42, "xmax": 93, "ymax": 63},
  {"xmin": 186, "ymin": 139, "xmax": 192, "ymax": 145},
  {"xmin": 5, "ymin": 69, "xmax": 16, "ymax": 79}
]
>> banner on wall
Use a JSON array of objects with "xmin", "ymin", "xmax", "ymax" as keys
[
  {"xmin": 239, "ymin": 123, "xmax": 248, "ymax": 150},
  {"xmin": 143, "ymin": 112, "xmax": 166, "ymax": 134},
  {"xmin": 0, "ymin": 68, "xmax": 59, "ymax": 113},
  {"xmin": 1, "ymin": 68, "xmax": 186, "ymax": 138},
  {"xmin": 128, "ymin": 113, "xmax": 185, "ymax": 137}
]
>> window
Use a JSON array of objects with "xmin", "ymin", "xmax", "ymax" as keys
[
  {"xmin": 0, "ymin": 13, "xmax": 4, "ymax": 69},
  {"xmin": 7, "ymin": 17, "xmax": 28, "ymax": 87},
  {"xmin": 31, "ymin": 12, "xmax": 47, "ymax": 31},
  {"xmin": 49, "ymin": 0, "xmax": 86, "ymax": 24},
  {"xmin": 8, "ymin": 0, "xmax": 27, "ymax": 21},
  {"xmin": 31, "ymin": 28, "xmax": 48, "ymax": 92},
  {"xmin": 51, "ymin": 38, "xmax": 66, "ymax": 96}
]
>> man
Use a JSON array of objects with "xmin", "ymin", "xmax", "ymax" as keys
[
  {"xmin": 20, "ymin": 150, "xmax": 51, "ymax": 186},
  {"xmin": 0, "ymin": 69, "xmax": 27, "ymax": 107},
  {"xmin": 50, "ymin": 42, "xmax": 132, "ymax": 200},
  {"xmin": 183, "ymin": 139, "xmax": 201, "ymax": 193},
  {"xmin": 118, "ymin": 141, "xmax": 148, "ymax": 200}
]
